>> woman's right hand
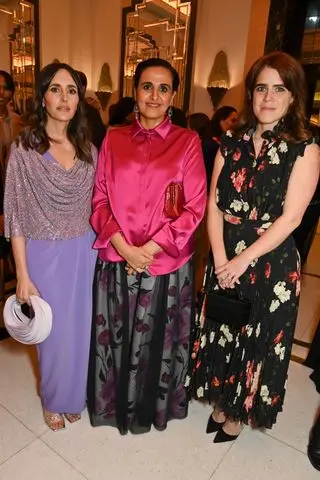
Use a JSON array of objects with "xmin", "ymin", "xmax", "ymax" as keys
[
  {"xmin": 213, "ymin": 253, "xmax": 229, "ymax": 289},
  {"xmin": 16, "ymin": 275, "xmax": 40, "ymax": 305},
  {"xmin": 123, "ymin": 246, "xmax": 153, "ymax": 272}
]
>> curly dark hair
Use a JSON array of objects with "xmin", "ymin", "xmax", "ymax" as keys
[
  {"xmin": 19, "ymin": 63, "xmax": 92, "ymax": 163},
  {"xmin": 235, "ymin": 51, "xmax": 310, "ymax": 142},
  {"xmin": 134, "ymin": 58, "xmax": 180, "ymax": 92}
]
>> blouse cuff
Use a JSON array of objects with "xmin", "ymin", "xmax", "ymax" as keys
[
  {"xmin": 152, "ymin": 227, "xmax": 179, "ymax": 258},
  {"xmin": 92, "ymin": 222, "xmax": 121, "ymax": 250}
]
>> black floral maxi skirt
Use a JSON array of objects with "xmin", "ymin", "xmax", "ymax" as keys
[
  {"xmin": 87, "ymin": 258, "xmax": 194, "ymax": 434},
  {"xmin": 187, "ymin": 219, "xmax": 301, "ymax": 429}
]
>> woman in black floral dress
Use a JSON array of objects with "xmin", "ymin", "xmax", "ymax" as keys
[{"xmin": 187, "ymin": 52, "xmax": 320, "ymax": 442}]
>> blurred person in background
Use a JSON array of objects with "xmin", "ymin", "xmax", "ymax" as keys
[
  {"xmin": 77, "ymin": 71, "xmax": 106, "ymax": 150},
  {"xmin": 171, "ymin": 106, "xmax": 187, "ymax": 128},
  {"xmin": 0, "ymin": 71, "xmax": 21, "ymax": 188},
  {"xmin": 108, "ymin": 96, "xmax": 135, "ymax": 127}
]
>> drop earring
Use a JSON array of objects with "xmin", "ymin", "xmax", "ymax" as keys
[
  {"xmin": 168, "ymin": 106, "xmax": 173, "ymax": 120},
  {"xmin": 134, "ymin": 103, "xmax": 139, "ymax": 120}
]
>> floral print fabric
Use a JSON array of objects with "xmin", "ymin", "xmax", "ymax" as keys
[
  {"xmin": 87, "ymin": 259, "xmax": 193, "ymax": 434},
  {"xmin": 187, "ymin": 128, "xmax": 313, "ymax": 429}
]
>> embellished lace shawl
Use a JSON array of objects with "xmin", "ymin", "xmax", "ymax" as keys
[{"xmin": 4, "ymin": 143, "xmax": 97, "ymax": 240}]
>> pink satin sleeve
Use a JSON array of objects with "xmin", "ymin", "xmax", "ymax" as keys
[
  {"xmin": 90, "ymin": 135, "xmax": 121, "ymax": 249},
  {"xmin": 152, "ymin": 135, "xmax": 207, "ymax": 257}
]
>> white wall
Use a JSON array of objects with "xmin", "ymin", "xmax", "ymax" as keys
[
  {"xmin": 39, "ymin": 0, "xmax": 122, "ymax": 92},
  {"xmin": 191, "ymin": 0, "xmax": 253, "ymax": 117},
  {"xmin": 90, "ymin": 0, "xmax": 122, "ymax": 93},
  {"xmin": 243, "ymin": 0, "xmax": 270, "ymax": 78},
  {"xmin": 37, "ymin": 0, "xmax": 270, "ymax": 117},
  {"xmin": 39, "ymin": 0, "xmax": 71, "ymax": 65}
]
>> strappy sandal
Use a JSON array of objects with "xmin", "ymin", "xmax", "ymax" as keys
[
  {"xmin": 44, "ymin": 410, "xmax": 65, "ymax": 431},
  {"xmin": 64, "ymin": 413, "xmax": 81, "ymax": 423}
]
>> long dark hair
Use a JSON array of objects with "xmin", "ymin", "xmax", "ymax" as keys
[
  {"xmin": 19, "ymin": 63, "xmax": 92, "ymax": 163},
  {"xmin": 210, "ymin": 106, "xmax": 237, "ymax": 138},
  {"xmin": 235, "ymin": 51, "xmax": 310, "ymax": 142}
]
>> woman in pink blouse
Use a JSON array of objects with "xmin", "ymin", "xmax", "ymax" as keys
[{"xmin": 87, "ymin": 58, "xmax": 207, "ymax": 434}]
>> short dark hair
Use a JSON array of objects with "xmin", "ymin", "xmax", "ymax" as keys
[
  {"xmin": 171, "ymin": 107, "xmax": 187, "ymax": 128},
  {"xmin": 235, "ymin": 51, "xmax": 310, "ymax": 142},
  {"xmin": 134, "ymin": 58, "xmax": 180, "ymax": 92},
  {"xmin": 188, "ymin": 113, "xmax": 210, "ymax": 139},
  {"xmin": 109, "ymin": 96, "xmax": 135, "ymax": 126},
  {"xmin": 210, "ymin": 106, "xmax": 237, "ymax": 138},
  {"xmin": 0, "ymin": 70, "xmax": 15, "ymax": 95},
  {"xmin": 19, "ymin": 62, "xmax": 92, "ymax": 163}
]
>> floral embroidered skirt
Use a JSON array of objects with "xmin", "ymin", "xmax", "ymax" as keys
[
  {"xmin": 87, "ymin": 258, "xmax": 194, "ymax": 434},
  {"xmin": 187, "ymin": 221, "xmax": 301, "ymax": 429}
]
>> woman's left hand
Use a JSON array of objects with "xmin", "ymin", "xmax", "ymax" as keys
[
  {"xmin": 125, "ymin": 264, "xmax": 146, "ymax": 276},
  {"xmin": 215, "ymin": 254, "xmax": 250, "ymax": 288}
]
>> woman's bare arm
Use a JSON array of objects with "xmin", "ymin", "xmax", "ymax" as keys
[{"xmin": 207, "ymin": 150, "xmax": 228, "ymax": 269}]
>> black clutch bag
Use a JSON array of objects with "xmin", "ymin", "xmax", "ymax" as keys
[
  {"xmin": 206, "ymin": 286, "xmax": 251, "ymax": 329},
  {"xmin": 204, "ymin": 252, "xmax": 252, "ymax": 329}
]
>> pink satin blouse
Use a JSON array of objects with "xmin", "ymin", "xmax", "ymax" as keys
[{"xmin": 90, "ymin": 117, "xmax": 207, "ymax": 275}]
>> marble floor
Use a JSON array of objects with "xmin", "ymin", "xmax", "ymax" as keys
[
  {"xmin": 0, "ymin": 338, "xmax": 318, "ymax": 480},
  {"xmin": 0, "ymin": 230, "xmax": 319, "ymax": 479}
]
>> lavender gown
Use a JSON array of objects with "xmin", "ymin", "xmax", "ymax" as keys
[{"xmin": 26, "ymin": 152, "xmax": 97, "ymax": 414}]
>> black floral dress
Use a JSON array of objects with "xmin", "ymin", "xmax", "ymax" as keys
[{"xmin": 187, "ymin": 127, "xmax": 313, "ymax": 429}]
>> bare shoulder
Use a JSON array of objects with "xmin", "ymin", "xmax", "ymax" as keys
[
  {"xmin": 303, "ymin": 141, "xmax": 319, "ymax": 155},
  {"xmin": 296, "ymin": 138, "xmax": 319, "ymax": 156},
  {"xmin": 290, "ymin": 141, "xmax": 320, "ymax": 188},
  {"xmin": 296, "ymin": 142, "xmax": 320, "ymax": 168}
]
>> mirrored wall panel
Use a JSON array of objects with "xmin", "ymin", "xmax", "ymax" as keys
[{"xmin": 120, "ymin": 0, "xmax": 197, "ymax": 111}]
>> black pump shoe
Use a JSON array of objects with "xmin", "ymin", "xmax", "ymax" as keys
[
  {"xmin": 308, "ymin": 417, "xmax": 320, "ymax": 471},
  {"xmin": 213, "ymin": 428, "xmax": 239, "ymax": 443},
  {"xmin": 206, "ymin": 414, "xmax": 225, "ymax": 434}
]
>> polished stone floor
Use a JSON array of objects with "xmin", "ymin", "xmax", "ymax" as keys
[
  {"xmin": 0, "ymin": 230, "xmax": 319, "ymax": 479},
  {"xmin": 0, "ymin": 338, "xmax": 318, "ymax": 479}
]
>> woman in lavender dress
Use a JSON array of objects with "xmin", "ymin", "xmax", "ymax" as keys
[{"xmin": 4, "ymin": 63, "xmax": 97, "ymax": 431}]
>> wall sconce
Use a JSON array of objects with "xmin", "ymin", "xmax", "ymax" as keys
[
  {"xmin": 207, "ymin": 50, "xmax": 230, "ymax": 108},
  {"xmin": 95, "ymin": 62, "xmax": 113, "ymax": 111}
]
